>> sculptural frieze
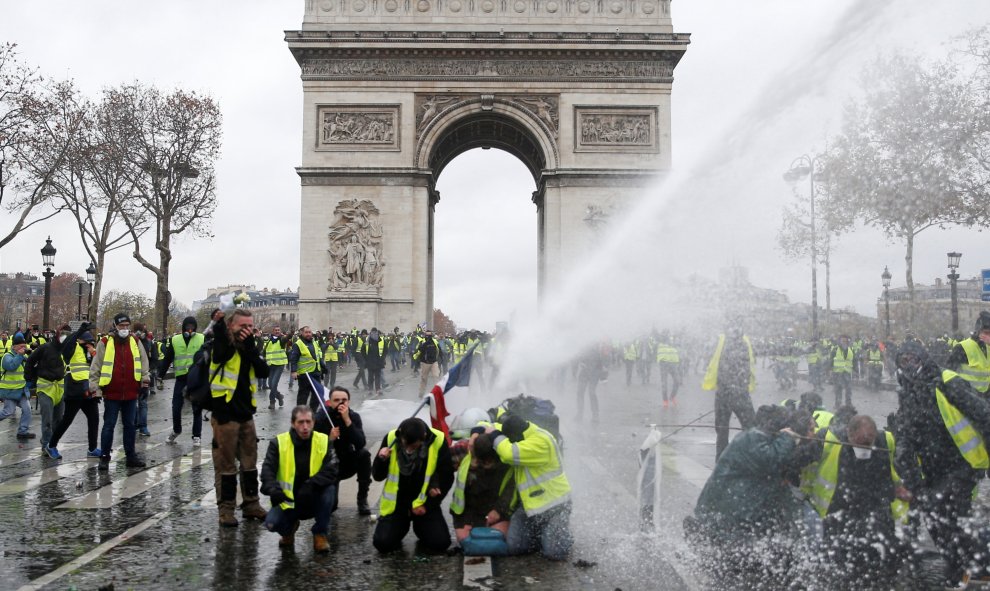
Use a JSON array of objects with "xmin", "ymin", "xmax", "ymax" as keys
[
  {"xmin": 507, "ymin": 95, "xmax": 559, "ymax": 137},
  {"xmin": 317, "ymin": 105, "xmax": 400, "ymax": 150},
  {"xmin": 414, "ymin": 94, "xmax": 559, "ymax": 138},
  {"xmin": 327, "ymin": 199, "xmax": 386, "ymax": 292},
  {"xmin": 302, "ymin": 58, "xmax": 674, "ymax": 82},
  {"xmin": 575, "ymin": 107, "xmax": 658, "ymax": 152},
  {"xmin": 415, "ymin": 95, "xmax": 472, "ymax": 137}
]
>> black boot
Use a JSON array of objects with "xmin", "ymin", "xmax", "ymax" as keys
[
  {"xmin": 357, "ymin": 478, "xmax": 371, "ymax": 516},
  {"xmin": 219, "ymin": 474, "xmax": 239, "ymax": 527}
]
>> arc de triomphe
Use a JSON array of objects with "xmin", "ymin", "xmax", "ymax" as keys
[{"xmin": 287, "ymin": 0, "xmax": 688, "ymax": 330}]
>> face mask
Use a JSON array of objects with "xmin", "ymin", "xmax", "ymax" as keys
[
  {"xmin": 852, "ymin": 447, "xmax": 873, "ymax": 460},
  {"xmin": 184, "ymin": 330, "xmax": 193, "ymax": 337},
  {"xmin": 117, "ymin": 329, "xmax": 130, "ymax": 338}
]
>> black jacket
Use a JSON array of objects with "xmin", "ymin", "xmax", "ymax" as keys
[
  {"xmin": 372, "ymin": 430, "xmax": 454, "ymax": 511},
  {"xmin": 893, "ymin": 359, "xmax": 990, "ymax": 491},
  {"xmin": 210, "ymin": 317, "xmax": 269, "ymax": 424},
  {"xmin": 25, "ymin": 328, "xmax": 81, "ymax": 383},
  {"xmin": 260, "ymin": 429, "xmax": 339, "ymax": 499}
]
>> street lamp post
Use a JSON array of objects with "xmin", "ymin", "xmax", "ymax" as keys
[
  {"xmin": 86, "ymin": 260, "xmax": 97, "ymax": 321},
  {"xmin": 783, "ymin": 154, "xmax": 822, "ymax": 340},
  {"xmin": 881, "ymin": 266, "xmax": 892, "ymax": 338},
  {"xmin": 40, "ymin": 237, "xmax": 57, "ymax": 331},
  {"xmin": 75, "ymin": 280, "xmax": 85, "ymax": 321},
  {"xmin": 948, "ymin": 251, "xmax": 962, "ymax": 335}
]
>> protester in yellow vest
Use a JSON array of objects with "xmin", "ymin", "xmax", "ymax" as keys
[
  {"xmin": 946, "ymin": 311, "xmax": 990, "ymax": 397},
  {"xmin": 48, "ymin": 327, "xmax": 102, "ymax": 459},
  {"xmin": 158, "ymin": 316, "xmax": 206, "ymax": 446},
  {"xmin": 289, "ymin": 326, "xmax": 325, "ymax": 410},
  {"xmin": 0, "ymin": 330, "xmax": 11, "ymax": 356},
  {"xmin": 830, "ymin": 335, "xmax": 855, "ymax": 408},
  {"xmin": 264, "ymin": 326, "xmax": 291, "ymax": 409},
  {"xmin": 450, "ymin": 432, "xmax": 515, "ymax": 546},
  {"xmin": 24, "ymin": 323, "xmax": 79, "ymax": 460},
  {"xmin": 0, "ymin": 333, "xmax": 34, "ymax": 440},
  {"xmin": 702, "ymin": 327, "xmax": 757, "ymax": 461},
  {"xmin": 893, "ymin": 341, "xmax": 990, "ymax": 587},
  {"xmin": 372, "ymin": 417, "xmax": 454, "ymax": 553},
  {"xmin": 88, "ymin": 313, "xmax": 150, "ymax": 471},
  {"xmin": 489, "ymin": 414, "xmax": 573, "ymax": 560},
  {"xmin": 260, "ymin": 405, "xmax": 339, "ymax": 553}
]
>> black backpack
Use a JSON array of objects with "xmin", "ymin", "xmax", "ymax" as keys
[
  {"xmin": 183, "ymin": 344, "xmax": 221, "ymax": 410},
  {"xmin": 490, "ymin": 394, "xmax": 563, "ymax": 448}
]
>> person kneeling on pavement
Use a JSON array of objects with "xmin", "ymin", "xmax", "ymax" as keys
[
  {"xmin": 314, "ymin": 386, "xmax": 373, "ymax": 516},
  {"xmin": 451, "ymin": 432, "xmax": 515, "ymax": 555},
  {"xmin": 261, "ymin": 405, "xmax": 338, "ymax": 553},
  {"xmin": 487, "ymin": 413, "xmax": 572, "ymax": 561},
  {"xmin": 372, "ymin": 417, "xmax": 454, "ymax": 553}
]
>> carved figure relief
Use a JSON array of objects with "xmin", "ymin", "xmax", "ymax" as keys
[
  {"xmin": 510, "ymin": 95, "xmax": 559, "ymax": 137},
  {"xmin": 575, "ymin": 107, "xmax": 659, "ymax": 153},
  {"xmin": 302, "ymin": 58, "xmax": 673, "ymax": 82},
  {"xmin": 327, "ymin": 200, "xmax": 386, "ymax": 291},
  {"xmin": 316, "ymin": 105, "xmax": 400, "ymax": 151},
  {"xmin": 415, "ymin": 95, "xmax": 471, "ymax": 137},
  {"xmin": 414, "ymin": 94, "xmax": 560, "ymax": 138}
]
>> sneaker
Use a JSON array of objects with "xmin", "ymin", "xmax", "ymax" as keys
[
  {"xmin": 139, "ymin": 428, "xmax": 151, "ymax": 437},
  {"xmin": 166, "ymin": 431, "xmax": 179, "ymax": 445},
  {"xmin": 16, "ymin": 432, "xmax": 36, "ymax": 440},
  {"xmin": 98, "ymin": 456, "xmax": 110, "ymax": 472},
  {"xmin": 44, "ymin": 446, "xmax": 62, "ymax": 460},
  {"xmin": 88, "ymin": 448, "xmax": 102, "ymax": 458},
  {"xmin": 192, "ymin": 437, "xmax": 201, "ymax": 447},
  {"xmin": 125, "ymin": 456, "xmax": 147, "ymax": 468}
]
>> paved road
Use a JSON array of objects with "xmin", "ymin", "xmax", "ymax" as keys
[{"xmin": 0, "ymin": 360, "xmax": 930, "ymax": 590}]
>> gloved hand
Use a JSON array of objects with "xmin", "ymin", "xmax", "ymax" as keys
[{"xmin": 270, "ymin": 490, "xmax": 288, "ymax": 506}]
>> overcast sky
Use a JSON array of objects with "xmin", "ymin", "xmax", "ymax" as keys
[{"xmin": 1, "ymin": 0, "xmax": 989, "ymax": 332}]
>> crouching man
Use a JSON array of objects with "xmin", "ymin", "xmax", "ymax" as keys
[
  {"xmin": 261, "ymin": 406, "xmax": 338, "ymax": 553},
  {"xmin": 372, "ymin": 417, "xmax": 454, "ymax": 553},
  {"xmin": 489, "ymin": 413, "xmax": 573, "ymax": 560}
]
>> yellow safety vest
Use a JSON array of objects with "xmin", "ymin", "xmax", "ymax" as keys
[
  {"xmin": 702, "ymin": 335, "xmax": 756, "ymax": 393},
  {"xmin": 957, "ymin": 339, "xmax": 990, "ymax": 394},
  {"xmin": 170, "ymin": 333, "xmax": 205, "ymax": 377},
  {"xmin": 209, "ymin": 351, "xmax": 257, "ymax": 406},
  {"xmin": 67, "ymin": 344, "xmax": 90, "ymax": 381},
  {"xmin": 810, "ymin": 430, "xmax": 908, "ymax": 523},
  {"xmin": 296, "ymin": 340, "xmax": 321, "ymax": 375},
  {"xmin": 936, "ymin": 370, "xmax": 990, "ymax": 469},
  {"xmin": 37, "ymin": 377, "xmax": 64, "ymax": 406},
  {"xmin": 413, "ymin": 338, "xmax": 440, "ymax": 362},
  {"xmin": 265, "ymin": 340, "xmax": 288, "ymax": 366},
  {"xmin": 452, "ymin": 342, "xmax": 466, "ymax": 362},
  {"xmin": 623, "ymin": 343, "xmax": 639, "ymax": 361},
  {"xmin": 812, "ymin": 410, "xmax": 834, "ymax": 430},
  {"xmin": 98, "ymin": 337, "xmax": 143, "ymax": 386},
  {"xmin": 363, "ymin": 339, "xmax": 385, "ymax": 357},
  {"xmin": 832, "ymin": 348, "xmax": 853, "ymax": 374},
  {"xmin": 0, "ymin": 339, "xmax": 10, "ymax": 356},
  {"xmin": 275, "ymin": 431, "xmax": 329, "ymax": 510},
  {"xmin": 323, "ymin": 342, "xmax": 338, "ymax": 362},
  {"xmin": 0, "ymin": 353, "xmax": 26, "ymax": 391},
  {"xmin": 450, "ymin": 452, "xmax": 514, "ymax": 515},
  {"xmin": 379, "ymin": 428, "xmax": 445, "ymax": 517},
  {"xmin": 494, "ymin": 423, "xmax": 571, "ymax": 516},
  {"xmin": 655, "ymin": 344, "xmax": 680, "ymax": 363}
]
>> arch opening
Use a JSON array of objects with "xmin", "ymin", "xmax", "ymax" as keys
[{"xmin": 427, "ymin": 112, "xmax": 547, "ymax": 183}]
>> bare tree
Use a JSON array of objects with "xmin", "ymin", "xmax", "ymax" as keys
[
  {"xmin": 103, "ymin": 83, "xmax": 222, "ymax": 335},
  {"xmin": 827, "ymin": 53, "xmax": 990, "ymax": 325},
  {"xmin": 0, "ymin": 44, "xmax": 78, "ymax": 249}
]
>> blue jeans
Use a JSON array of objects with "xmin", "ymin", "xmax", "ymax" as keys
[
  {"xmin": 171, "ymin": 376, "xmax": 202, "ymax": 437},
  {"xmin": 0, "ymin": 394, "xmax": 32, "ymax": 434},
  {"xmin": 100, "ymin": 398, "xmax": 138, "ymax": 459},
  {"xmin": 265, "ymin": 485, "xmax": 336, "ymax": 536},
  {"xmin": 268, "ymin": 365, "xmax": 285, "ymax": 403},
  {"xmin": 506, "ymin": 502, "xmax": 573, "ymax": 560},
  {"xmin": 137, "ymin": 388, "xmax": 149, "ymax": 430}
]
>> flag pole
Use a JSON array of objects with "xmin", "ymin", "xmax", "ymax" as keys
[
  {"xmin": 411, "ymin": 393, "xmax": 432, "ymax": 419},
  {"xmin": 304, "ymin": 371, "xmax": 335, "ymax": 429}
]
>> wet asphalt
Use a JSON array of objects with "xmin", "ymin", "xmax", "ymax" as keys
[{"xmin": 0, "ymin": 359, "xmax": 927, "ymax": 591}]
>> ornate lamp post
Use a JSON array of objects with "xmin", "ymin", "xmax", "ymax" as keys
[
  {"xmin": 85, "ymin": 260, "xmax": 97, "ymax": 321},
  {"xmin": 881, "ymin": 266, "xmax": 892, "ymax": 338},
  {"xmin": 40, "ymin": 237, "xmax": 57, "ymax": 331},
  {"xmin": 948, "ymin": 251, "xmax": 962, "ymax": 335},
  {"xmin": 783, "ymin": 154, "xmax": 822, "ymax": 340}
]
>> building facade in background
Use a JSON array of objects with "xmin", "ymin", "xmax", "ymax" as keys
[
  {"xmin": 0, "ymin": 273, "xmax": 44, "ymax": 331},
  {"xmin": 193, "ymin": 285, "xmax": 300, "ymax": 333},
  {"xmin": 878, "ymin": 276, "xmax": 986, "ymax": 338}
]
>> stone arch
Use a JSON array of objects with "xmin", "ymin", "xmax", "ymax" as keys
[{"xmin": 415, "ymin": 98, "xmax": 559, "ymax": 180}]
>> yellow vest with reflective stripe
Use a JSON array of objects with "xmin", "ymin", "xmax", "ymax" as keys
[
  {"xmin": 275, "ymin": 431, "xmax": 329, "ymax": 510},
  {"xmin": 209, "ymin": 351, "xmax": 257, "ymax": 406},
  {"xmin": 0, "ymin": 339, "xmax": 10, "ymax": 356},
  {"xmin": 936, "ymin": 370, "xmax": 990, "ymax": 469},
  {"xmin": 68, "ymin": 344, "xmax": 89, "ymax": 381},
  {"xmin": 867, "ymin": 349, "xmax": 883, "ymax": 366},
  {"xmin": 810, "ymin": 430, "xmax": 908, "ymax": 523},
  {"xmin": 702, "ymin": 335, "xmax": 756, "ymax": 393},
  {"xmin": 0, "ymin": 353, "xmax": 26, "ymax": 391},
  {"xmin": 494, "ymin": 423, "xmax": 571, "ymax": 516},
  {"xmin": 655, "ymin": 344, "xmax": 680, "ymax": 363},
  {"xmin": 363, "ymin": 338, "xmax": 385, "ymax": 357},
  {"xmin": 99, "ymin": 337, "xmax": 142, "ymax": 386},
  {"xmin": 812, "ymin": 410, "xmax": 834, "ymax": 430},
  {"xmin": 623, "ymin": 343, "xmax": 638, "ymax": 361},
  {"xmin": 379, "ymin": 428, "xmax": 445, "ymax": 517},
  {"xmin": 958, "ymin": 339, "xmax": 990, "ymax": 394},
  {"xmin": 265, "ymin": 340, "xmax": 288, "ymax": 366},
  {"xmin": 323, "ymin": 342, "xmax": 338, "ymax": 362},
  {"xmin": 171, "ymin": 333, "xmax": 205, "ymax": 377},
  {"xmin": 296, "ymin": 340, "xmax": 320, "ymax": 374},
  {"xmin": 832, "ymin": 348, "xmax": 853, "ymax": 374},
  {"xmin": 37, "ymin": 377, "xmax": 64, "ymax": 406},
  {"xmin": 450, "ymin": 452, "xmax": 514, "ymax": 515}
]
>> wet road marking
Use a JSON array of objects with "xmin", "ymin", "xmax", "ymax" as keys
[
  {"xmin": 0, "ymin": 459, "xmax": 92, "ymax": 495},
  {"xmin": 463, "ymin": 556, "xmax": 494, "ymax": 589},
  {"xmin": 0, "ymin": 444, "xmax": 83, "ymax": 467},
  {"xmin": 17, "ymin": 489, "xmax": 215, "ymax": 591},
  {"xmin": 56, "ymin": 448, "xmax": 211, "ymax": 509},
  {"xmin": 583, "ymin": 456, "xmax": 638, "ymax": 504},
  {"xmin": 659, "ymin": 443, "xmax": 712, "ymax": 489}
]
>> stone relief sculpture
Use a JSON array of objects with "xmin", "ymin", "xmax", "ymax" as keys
[
  {"xmin": 416, "ymin": 95, "xmax": 468, "ymax": 136},
  {"xmin": 580, "ymin": 114, "xmax": 651, "ymax": 145},
  {"xmin": 513, "ymin": 96, "xmax": 559, "ymax": 137},
  {"xmin": 327, "ymin": 199, "xmax": 386, "ymax": 291},
  {"xmin": 321, "ymin": 111, "xmax": 395, "ymax": 144},
  {"xmin": 303, "ymin": 59, "xmax": 673, "ymax": 82}
]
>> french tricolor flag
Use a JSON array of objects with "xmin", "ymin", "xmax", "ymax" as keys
[{"xmin": 426, "ymin": 344, "xmax": 478, "ymax": 443}]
